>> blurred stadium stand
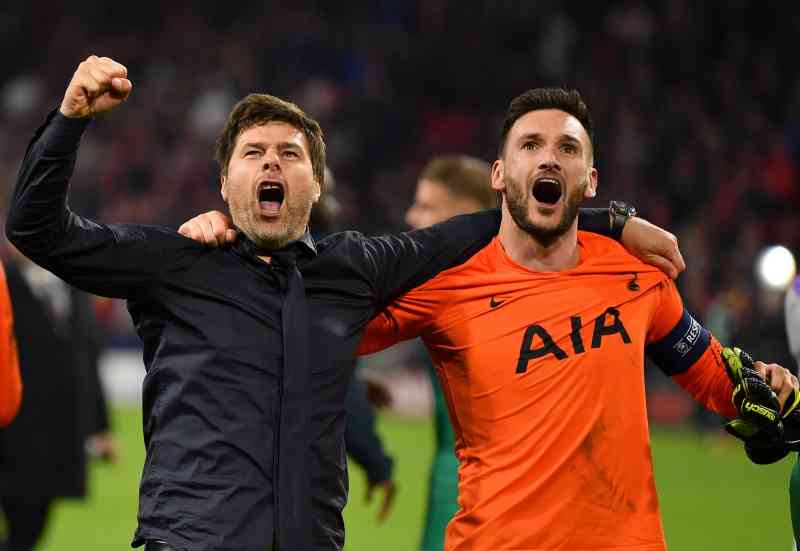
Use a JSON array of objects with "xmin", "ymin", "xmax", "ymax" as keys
[{"xmin": 0, "ymin": 0, "xmax": 797, "ymax": 424}]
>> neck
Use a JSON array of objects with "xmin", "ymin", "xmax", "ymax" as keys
[{"xmin": 497, "ymin": 207, "xmax": 580, "ymax": 272}]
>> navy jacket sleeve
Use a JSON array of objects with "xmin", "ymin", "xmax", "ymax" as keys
[
  {"xmin": 6, "ymin": 111, "xmax": 170, "ymax": 299},
  {"xmin": 578, "ymin": 208, "xmax": 613, "ymax": 237},
  {"xmin": 360, "ymin": 207, "xmax": 615, "ymax": 307},
  {"xmin": 361, "ymin": 209, "xmax": 501, "ymax": 307},
  {"xmin": 344, "ymin": 376, "xmax": 394, "ymax": 484}
]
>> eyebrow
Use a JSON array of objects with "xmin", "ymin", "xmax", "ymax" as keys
[
  {"xmin": 240, "ymin": 141, "xmax": 304, "ymax": 151},
  {"xmin": 517, "ymin": 132, "xmax": 582, "ymax": 146}
]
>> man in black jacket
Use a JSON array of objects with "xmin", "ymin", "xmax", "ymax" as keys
[
  {"xmin": 6, "ymin": 55, "xmax": 682, "ymax": 551},
  {"xmin": 0, "ymin": 249, "xmax": 113, "ymax": 551}
]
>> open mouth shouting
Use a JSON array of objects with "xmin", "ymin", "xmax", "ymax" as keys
[
  {"xmin": 258, "ymin": 180, "xmax": 285, "ymax": 217},
  {"xmin": 531, "ymin": 176, "xmax": 562, "ymax": 206}
]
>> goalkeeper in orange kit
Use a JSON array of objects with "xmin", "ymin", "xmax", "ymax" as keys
[{"xmin": 358, "ymin": 87, "xmax": 798, "ymax": 551}]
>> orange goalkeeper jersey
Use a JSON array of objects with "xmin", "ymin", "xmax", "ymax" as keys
[
  {"xmin": 0, "ymin": 262, "xmax": 21, "ymax": 427},
  {"xmin": 360, "ymin": 232, "xmax": 735, "ymax": 551}
]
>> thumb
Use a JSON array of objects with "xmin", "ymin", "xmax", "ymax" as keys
[
  {"xmin": 225, "ymin": 229, "xmax": 237, "ymax": 243},
  {"xmin": 111, "ymin": 77, "xmax": 133, "ymax": 96},
  {"xmin": 725, "ymin": 419, "xmax": 760, "ymax": 441}
]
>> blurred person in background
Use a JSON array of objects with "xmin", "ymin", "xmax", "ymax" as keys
[
  {"xmin": 0, "ymin": 261, "xmax": 21, "ymax": 428},
  {"xmin": 403, "ymin": 155, "xmax": 497, "ymax": 551},
  {"xmin": 0, "ymin": 247, "xmax": 114, "ymax": 551},
  {"xmin": 785, "ymin": 275, "xmax": 800, "ymax": 545}
]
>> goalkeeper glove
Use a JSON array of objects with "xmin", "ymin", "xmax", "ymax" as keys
[
  {"xmin": 722, "ymin": 346, "xmax": 800, "ymax": 464},
  {"xmin": 740, "ymin": 409, "xmax": 800, "ymax": 464}
]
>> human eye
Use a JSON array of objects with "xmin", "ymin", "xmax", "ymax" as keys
[
  {"xmin": 243, "ymin": 149, "xmax": 260, "ymax": 158},
  {"xmin": 282, "ymin": 149, "xmax": 300, "ymax": 159},
  {"xmin": 562, "ymin": 143, "xmax": 578, "ymax": 154},
  {"xmin": 522, "ymin": 141, "xmax": 537, "ymax": 151}
]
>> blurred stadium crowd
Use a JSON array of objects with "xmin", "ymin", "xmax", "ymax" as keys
[{"xmin": 0, "ymin": 0, "xmax": 797, "ymax": 375}]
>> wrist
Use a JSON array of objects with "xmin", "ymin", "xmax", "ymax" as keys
[{"xmin": 609, "ymin": 200, "xmax": 637, "ymax": 241}]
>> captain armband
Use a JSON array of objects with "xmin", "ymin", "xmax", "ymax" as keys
[{"xmin": 646, "ymin": 309, "xmax": 710, "ymax": 376}]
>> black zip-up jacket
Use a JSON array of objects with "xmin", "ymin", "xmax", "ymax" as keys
[{"xmin": 7, "ymin": 111, "xmax": 615, "ymax": 551}]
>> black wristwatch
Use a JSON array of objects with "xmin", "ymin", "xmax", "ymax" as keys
[{"xmin": 609, "ymin": 200, "xmax": 637, "ymax": 240}]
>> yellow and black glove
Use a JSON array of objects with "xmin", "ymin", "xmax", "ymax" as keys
[{"xmin": 722, "ymin": 347, "xmax": 800, "ymax": 464}]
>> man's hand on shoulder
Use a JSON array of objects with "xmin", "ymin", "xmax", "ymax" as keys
[
  {"xmin": 60, "ymin": 55, "xmax": 132, "ymax": 118},
  {"xmin": 178, "ymin": 211, "xmax": 236, "ymax": 247},
  {"xmin": 620, "ymin": 217, "xmax": 685, "ymax": 279}
]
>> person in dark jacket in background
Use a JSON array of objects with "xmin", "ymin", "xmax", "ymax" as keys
[{"xmin": 0, "ymin": 248, "xmax": 114, "ymax": 551}]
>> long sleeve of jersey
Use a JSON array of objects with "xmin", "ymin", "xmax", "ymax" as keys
[
  {"xmin": 645, "ymin": 280, "xmax": 737, "ymax": 418},
  {"xmin": 358, "ymin": 289, "xmax": 439, "ymax": 355},
  {"xmin": 0, "ymin": 263, "xmax": 21, "ymax": 427}
]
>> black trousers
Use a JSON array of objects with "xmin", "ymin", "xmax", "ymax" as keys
[{"xmin": 0, "ymin": 496, "xmax": 52, "ymax": 551}]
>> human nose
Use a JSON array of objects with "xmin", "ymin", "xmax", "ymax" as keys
[
  {"xmin": 262, "ymin": 149, "xmax": 281, "ymax": 172},
  {"xmin": 538, "ymin": 147, "xmax": 561, "ymax": 171}
]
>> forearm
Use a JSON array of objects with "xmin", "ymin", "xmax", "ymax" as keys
[
  {"xmin": 6, "ymin": 110, "xmax": 90, "ymax": 259},
  {"xmin": 672, "ymin": 337, "xmax": 737, "ymax": 418},
  {"xmin": 577, "ymin": 207, "xmax": 614, "ymax": 238},
  {"xmin": 6, "ymin": 111, "xmax": 165, "ymax": 298},
  {"xmin": 365, "ymin": 209, "xmax": 501, "ymax": 307},
  {"xmin": 345, "ymin": 378, "xmax": 394, "ymax": 482}
]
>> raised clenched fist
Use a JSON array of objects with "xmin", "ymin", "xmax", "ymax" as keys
[{"xmin": 59, "ymin": 55, "xmax": 132, "ymax": 118}]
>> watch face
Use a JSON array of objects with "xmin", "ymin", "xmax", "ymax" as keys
[{"xmin": 611, "ymin": 201, "xmax": 636, "ymax": 216}]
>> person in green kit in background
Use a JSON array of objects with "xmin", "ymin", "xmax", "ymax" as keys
[
  {"xmin": 398, "ymin": 155, "xmax": 498, "ymax": 551},
  {"xmin": 785, "ymin": 275, "xmax": 800, "ymax": 546}
]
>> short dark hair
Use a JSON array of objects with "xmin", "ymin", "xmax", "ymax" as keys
[
  {"xmin": 215, "ymin": 93, "xmax": 326, "ymax": 187},
  {"xmin": 420, "ymin": 155, "xmax": 497, "ymax": 209},
  {"xmin": 498, "ymin": 88, "xmax": 594, "ymax": 158}
]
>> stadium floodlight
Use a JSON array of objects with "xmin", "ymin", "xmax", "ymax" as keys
[{"xmin": 755, "ymin": 245, "xmax": 796, "ymax": 290}]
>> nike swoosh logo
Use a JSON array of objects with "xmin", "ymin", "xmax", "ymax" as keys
[{"xmin": 490, "ymin": 297, "xmax": 505, "ymax": 308}]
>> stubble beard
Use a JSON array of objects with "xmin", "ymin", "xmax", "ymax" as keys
[
  {"xmin": 504, "ymin": 174, "xmax": 586, "ymax": 247},
  {"xmin": 233, "ymin": 200, "xmax": 313, "ymax": 251}
]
